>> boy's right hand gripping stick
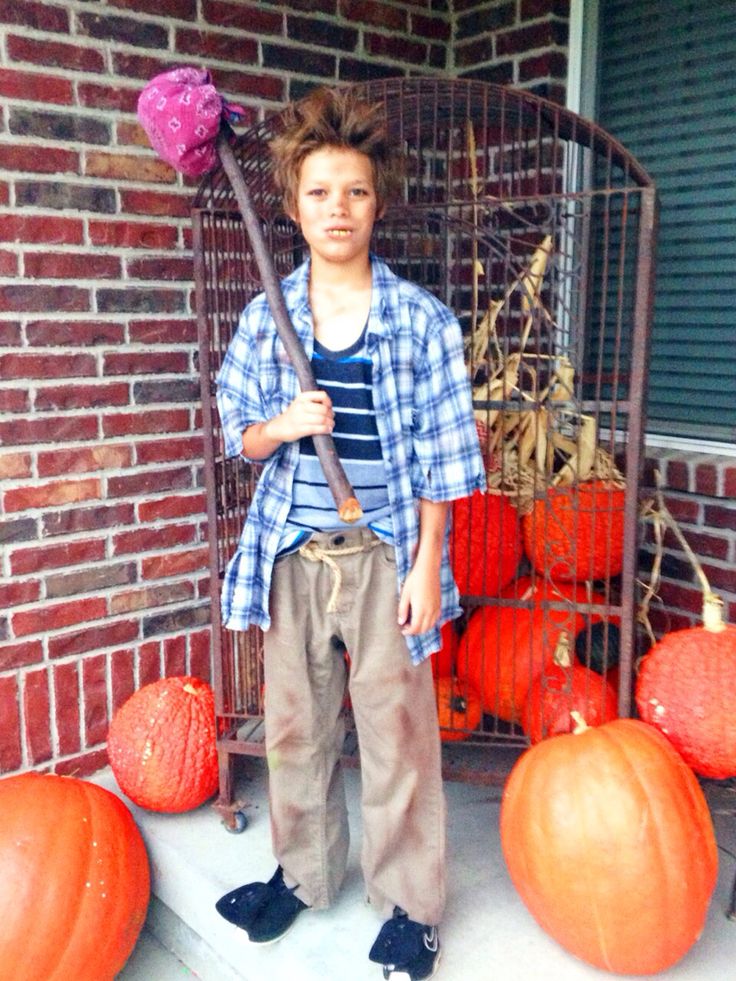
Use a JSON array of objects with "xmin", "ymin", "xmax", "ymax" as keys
[{"xmin": 137, "ymin": 67, "xmax": 362, "ymax": 524}]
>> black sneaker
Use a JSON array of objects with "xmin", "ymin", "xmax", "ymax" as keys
[
  {"xmin": 215, "ymin": 866, "xmax": 308, "ymax": 944},
  {"xmin": 368, "ymin": 907, "xmax": 441, "ymax": 980}
]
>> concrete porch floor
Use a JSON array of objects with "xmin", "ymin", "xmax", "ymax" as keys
[{"xmin": 106, "ymin": 749, "xmax": 736, "ymax": 981}]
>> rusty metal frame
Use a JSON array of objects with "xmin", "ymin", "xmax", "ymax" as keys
[{"xmin": 191, "ymin": 78, "xmax": 657, "ymax": 826}]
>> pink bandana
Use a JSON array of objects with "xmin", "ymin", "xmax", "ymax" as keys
[{"xmin": 137, "ymin": 66, "xmax": 245, "ymax": 178}]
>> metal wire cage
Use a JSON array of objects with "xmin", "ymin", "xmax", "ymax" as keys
[{"xmin": 192, "ymin": 77, "xmax": 656, "ymax": 822}]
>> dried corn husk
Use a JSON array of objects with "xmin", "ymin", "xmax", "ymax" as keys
[{"xmin": 468, "ymin": 235, "xmax": 625, "ymax": 512}]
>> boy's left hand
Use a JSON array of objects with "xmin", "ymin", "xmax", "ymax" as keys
[{"xmin": 397, "ymin": 561, "xmax": 441, "ymax": 636}]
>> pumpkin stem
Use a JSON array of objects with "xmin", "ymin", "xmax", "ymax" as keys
[
  {"xmin": 451, "ymin": 695, "xmax": 468, "ymax": 714},
  {"xmin": 183, "ymin": 683, "xmax": 199, "ymax": 695},
  {"xmin": 702, "ymin": 594, "xmax": 726, "ymax": 633},
  {"xmin": 641, "ymin": 471, "xmax": 727, "ymax": 635},
  {"xmin": 552, "ymin": 631, "xmax": 572, "ymax": 668},
  {"xmin": 570, "ymin": 710, "xmax": 588, "ymax": 734}
]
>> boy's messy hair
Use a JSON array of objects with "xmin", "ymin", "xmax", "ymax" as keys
[{"xmin": 269, "ymin": 86, "xmax": 403, "ymax": 216}]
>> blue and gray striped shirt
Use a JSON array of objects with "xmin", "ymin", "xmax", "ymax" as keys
[{"xmin": 279, "ymin": 330, "xmax": 394, "ymax": 554}]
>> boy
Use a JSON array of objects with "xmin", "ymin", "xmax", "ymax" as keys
[{"xmin": 215, "ymin": 86, "xmax": 484, "ymax": 981}]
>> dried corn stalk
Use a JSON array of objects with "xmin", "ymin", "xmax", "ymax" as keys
[{"xmin": 468, "ymin": 236, "xmax": 625, "ymax": 513}]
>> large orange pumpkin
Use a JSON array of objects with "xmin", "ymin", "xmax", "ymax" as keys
[
  {"xmin": 0, "ymin": 773, "xmax": 150, "ymax": 981},
  {"xmin": 456, "ymin": 577, "xmax": 608, "ymax": 723},
  {"xmin": 522, "ymin": 633, "xmax": 618, "ymax": 743},
  {"xmin": 636, "ymin": 596, "xmax": 736, "ymax": 779},
  {"xmin": 522, "ymin": 479, "xmax": 625, "ymax": 581},
  {"xmin": 500, "ymin": 718, "xmax": 718, "ymax": 975},
  {"xmin": 450, "ymin": 488, "xmax": 521, "ymax": 597},
  {"xmin": 108, "ymin": 675, "xmax": 218, "ymax": 812}
]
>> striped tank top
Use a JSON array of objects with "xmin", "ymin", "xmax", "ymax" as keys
[{"xmin": 276, "ymin": 328, "xmax": 394, "ymax": 555}]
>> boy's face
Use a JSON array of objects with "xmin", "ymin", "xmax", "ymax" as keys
[{"xmin": 289, "ymin": 147, "xmax": 383, "ymax": 269}]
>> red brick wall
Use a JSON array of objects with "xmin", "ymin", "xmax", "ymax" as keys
[
  {"xmin": 2, "ymin": 1, "xmax": 731, "ymax": 779},
  {"xmin": 454, "ymin": 0, "xmax": 569, "ymax": 103},
  {"xmin": 0, "ymin": 0, "xmax": 461, "ymax": 777}
]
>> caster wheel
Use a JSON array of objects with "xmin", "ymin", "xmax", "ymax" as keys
[{"xmin": 223, "ymin": 810, "xmax": 248, "ymax": 834}]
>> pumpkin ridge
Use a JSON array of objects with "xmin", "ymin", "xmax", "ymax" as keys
[
  {"xmin": 31, "ymin": 777, "xmax": 96, "ymax": 979},
  {"xmin": 597, "ymin": 722, "xmax": 675, "ymax": 967},
  {"xmin": 8, "ymin": 776, "xmax": 80, "ymax": 979},
  {"xmin": 87, "ymin": 789, "xmax": 148, "ymax": 979},
  {"xmin": 598, "ymin": 720, "xmax": 718, "ymax": 962},
  {"xmin": 572, "ymin": 725, "xmax": 639, "ymax": 971},
  {"xmin": 561, "ymin": 736, "xmax": 615, "ymax": 973},
  {"xmin": 50, "ymin": 782, "xmax": 147, "ymax": 981},
  {"xmin": 53, "ymin": 782, "xmax": 98, "ymax": 980}
]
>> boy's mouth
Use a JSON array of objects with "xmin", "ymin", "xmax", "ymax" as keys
[{"xmin": 326, "ymin": 228, "xmax": 352, "ymax": 237}]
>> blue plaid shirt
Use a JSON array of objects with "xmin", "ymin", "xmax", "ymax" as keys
[{"xmin": 216, "ymin": 255, "xmax": 485, "ymax": 663}]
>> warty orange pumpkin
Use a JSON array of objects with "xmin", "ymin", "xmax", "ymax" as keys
[
  {"xmin": 0, "ymin": 773, "xmax": 150, "ymax": 981},
  {"xmin": 500, "ymin": 717, "xmax": 718, "ymax": 975},
  {"xmin": 636, "ymin": 594, "xmax": 736, "ymax": 779},
  {"xmin": 522, "ymin": 632, "xmax": 618, "ymax": 743},
  {"xmin": 522, "ymin": 479, "xmax": 625, "ymax": 582},
  {"xmin": 108, "ymin": 675, "xmax": 218, "ymax": 812},
  {"xmin": 450, "ymin": 488, "xmax": 521, "ymax": 597}
]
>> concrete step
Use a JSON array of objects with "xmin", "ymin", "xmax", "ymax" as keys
[{"xmin": 96, "ymin": 757, "xmax": 736, "ymax": 981}]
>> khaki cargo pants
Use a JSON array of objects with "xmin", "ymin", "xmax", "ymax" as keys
[{"xmin": 263, "ymin": 526, "xmax": 446, "ymax": 926}]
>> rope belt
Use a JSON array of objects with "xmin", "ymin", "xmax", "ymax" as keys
[{"xmin": 298, "ymin": 536, "xmax": 382, "ymax": 613}]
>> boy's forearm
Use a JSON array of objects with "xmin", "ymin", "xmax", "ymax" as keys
[
  {"xmin": 241, "ymin": 390, "xmax": 334, "ymax": 460},
  {"xmin": 397, "ymin": 498, "xmax": 450, "ymax": 635},
  {"xmin": 241, "ymin": 417, "xmax": 284, "ymax": 460},
  {"xmin": 414, "ymin": 498, "xmax": 450, "ymax": 568}
]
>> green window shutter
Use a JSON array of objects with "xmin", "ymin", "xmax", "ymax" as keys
[{"xmin": 596, "ymin": 0, "xmax": 736, "ymax": 441}]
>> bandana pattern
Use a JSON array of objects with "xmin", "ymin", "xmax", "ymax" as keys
[{"xmin": 137, "ymin": 66, "xmax": 245, "ymax": 177}]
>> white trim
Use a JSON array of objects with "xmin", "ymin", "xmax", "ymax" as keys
[
  {"xmin": 566, "ymin": 0, "xmax": 598, "ymax": 121},
  {"xmin": 566, "ymin": 0, "xmax": 585, "ymax": 115},
  {"xmin": 644, "ymin": 433, "xmax": 736, "ymax": 459}
]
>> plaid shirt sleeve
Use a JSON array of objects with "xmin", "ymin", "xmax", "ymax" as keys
[
  {"xmin": 412, "ymin": 300, "xmax": 486, "ymax": 502},
  {"xmin": 216, "ymin": 298, "xmax": 271, "ymax": 459}
]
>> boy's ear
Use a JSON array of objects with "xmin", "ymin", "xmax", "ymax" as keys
[{"xmin": 376, "ymin": 202, "xmax": 386, "ymax": 221}]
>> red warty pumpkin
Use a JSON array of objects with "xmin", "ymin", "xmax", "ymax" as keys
[
  {"xmin": 456, "ymin": 577, "xmax": 608, "ymax": 723},
  {"xmin": 435, "ymin": 676, "xmax": 482, "ymax": 742},
  {"xmin": 500, "ymin": 718, "xmax": 718, "ymax": 975},
  {"xmin": 450, "ymin": 488, "xmax": 521, "ymax": 597},
  {"xmin": 108, "ymin": 675, "xmax": 218, "ymax": 812},
  {"xmin": 522, "ymin": 632, "xmax": 618, "ymax": 743},
  {"xmin": 522, "ymin": 479, "xmax": 625, "ymax": 582},
  {"xmin": 636, "ymin": 596, "xmax": 736, "ymax": 779},
  {"xmin": 0, "ymin": 773, "xmax": 150, "ymax": 981}
]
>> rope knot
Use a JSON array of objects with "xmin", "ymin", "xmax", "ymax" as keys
[{"xmin": 298, "ymin": 536, "xmax": 382, "ymax": 613}]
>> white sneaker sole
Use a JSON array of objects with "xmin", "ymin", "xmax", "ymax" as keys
[{"xmin": 384, "ymin": 945, "xmax": 442, "ymax": 981}]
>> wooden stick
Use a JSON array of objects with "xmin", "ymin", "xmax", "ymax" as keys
[{"xmin": 216, "ymin": 128, "xmax": 362, "ymax": 523}]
